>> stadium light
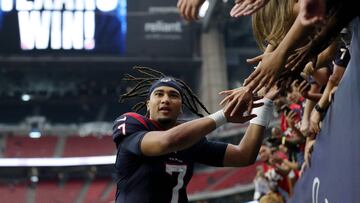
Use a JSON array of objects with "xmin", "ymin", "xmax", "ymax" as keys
[
  {"xmin": 30, "ymin": 167, "xmax": 39, "ymax": 183},
  {"xmin": 30, "ymin": 175, "xmax": 39, "ymax": 183},
  {"xmin": 29, "ymin": 121, "xmax": 42, "ymax": 138},
  {"xmin": 21, "ymin": 93, "xmax": 31, "ymax": 101},
  {"xmin": 29, "ymin": 130, "xmax": 41, "ymax": 139}
]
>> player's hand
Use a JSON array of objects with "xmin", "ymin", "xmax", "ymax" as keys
[
  {"xmin": 244, "ymin": 51, "xmax": 286, "ymax": 93},
  {"xmin": 224, "ymin": 110, "xmax": 258, "ymax": 123},
  {"xmin": 219, "ymin": 87, "xmax": 263, "ymax": 117},
  {"xmin": 230, "ymin": 0, "xmax": 270, "ymax": 17},
  {"xmin": 177, "ymin": 0, "xmax": 206, "ymax": 21}
]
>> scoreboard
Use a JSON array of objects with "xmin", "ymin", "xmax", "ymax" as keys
[{"xmin": 0, "ymin": 0, "xmax": 194, "ymax": 57}]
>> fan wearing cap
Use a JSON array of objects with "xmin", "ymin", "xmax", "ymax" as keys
[{"xmin": 112, "ymin": 67, "xmax": 278, "ymax": 203}]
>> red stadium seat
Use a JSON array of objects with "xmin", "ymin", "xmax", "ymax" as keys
[
  {"xmin": 5, "ymin": 135, "xmax": 58, "ymax": 157},
  {"xmin": 187, "ymin": 162, "xmax": 261, "ymax": 194},
  {"xmin": 209, "ymin": 163, "xmax": 260, "ymax": 191},
  {"xmin": 62, "ymin": 135, "xmax": 115, "ymax": 157},
  {"xmin": 102, "ymin": 182, "xmax": 116, "ymax": 203},
  {"xmin": 187, "ymin": 168, "xmax": 231, "ymax": 194},
  {"xmin": 83, "ymin": 179, "xmax": 110, "ymax": 203},
  {"xmin": 0, "ymin": 182, "xmax": 27, "ymax": 203},
  {"xmin": 35, "ymin": 180, "xmax": 83, "ymax": 203}
]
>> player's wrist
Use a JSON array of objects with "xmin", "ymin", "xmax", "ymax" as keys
[
  {"xmin": 250, "ymin": 98, "xmax": 274, "ymax": 127},
  {"xmin": 208, "ymin": 109, "xmax": 227, "ymax": 128}
]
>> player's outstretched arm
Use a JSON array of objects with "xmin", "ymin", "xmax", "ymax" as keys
[
  {"xmin": 141, "ymin": 117, "xmax": 217, "ymax": 156},
  {"xmin": 141, "ymin": 89, "xmax": 258, "ymax": 156},
  {"xmin": 223, "ymin": 86, "xmax": 279, "ymax": 167}
]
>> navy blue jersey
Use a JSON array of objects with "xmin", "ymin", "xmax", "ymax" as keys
[
  {"xmin": 333, "ymin": 46, "xmax": 350, "ymax": 68},
  {"xmin": 112, "ymin": 112, "xmax": 227, "ymax": 203}
]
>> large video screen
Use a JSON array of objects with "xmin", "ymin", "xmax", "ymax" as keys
[{"xmin": 0, "ymin": 0, "xmax": 193, "ymax": 57}]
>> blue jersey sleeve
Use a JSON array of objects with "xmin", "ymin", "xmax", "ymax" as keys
[
  {"xmin": 113, "ymin": 113, "xmax": 150, "ymax": 156},
  {"xmin": 191, "ymin": 138, "xmax": 228, "ymax": 167}
]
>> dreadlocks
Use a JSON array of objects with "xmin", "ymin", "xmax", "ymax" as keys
[{"xmin": 119, "ymin": 66, "xmax": 210, "ymax": 117}]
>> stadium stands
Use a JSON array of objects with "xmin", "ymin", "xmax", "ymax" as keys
[
  {"xmin": 187, "ymin": 163, "xmax": 260, "ymax": 195},
  {"xmin": 83, "ymin": 179, "xmax": 111, "ymax": 203},
  {"xmin": 104, "ymin": 185, "xmax": 117, "ymax": 203},
  {"xmin": 0, "ymin": 182, "xmax": 27, "ymax": 203},
  {"xmin": 187, "ymin": 168, "xmax": 232, "ymax": 194},
  {"xmin": 0, "ymin": 166, "xmax": 257, "ymax": 202},
  {"xmin": 35, "ymin": 180, "xmax": 84, "ymax": 203},
  {"xmin": 3, "ymin": 135, "xmax": 115, "ymax": 158},
  {"xmin": 209, "ymin": 163, "xmax": 260, "ymax": 191},
  {"xmin": 62, "ymin": 136, "xmax": 115, "ymax": 157},
  {"xmin": 5, "ymin": 136, "xmax": 58, "ymax": 157},
  {"xmin": 0, "ymin": 179, "xmax": 116, "ymax": 203}
]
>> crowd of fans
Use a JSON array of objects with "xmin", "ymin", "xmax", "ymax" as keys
[
  {"xmin": 252, "ymin": 30, "xmax": 351, "ymax": 202},
  {"xmin": 178, "ymin": 0, "xmax": 357, "ymax": 202}
]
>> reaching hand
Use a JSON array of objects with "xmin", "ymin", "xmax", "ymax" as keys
[
  {"xmin": 304, "ymin": 138, "xmax": 315, "ymax": 168},
  {"xmin": 300, "ymin": 118, "xmax": 310, "ymax": 135},
  {"xmin": 244, "ymin": 51, "xmax": 286, "ymax": 93},
  {"xmin": 177, "ymin": 0, "xmax": 206, "ymax": 21},
  {"xmin": 219, "ymin": 87, "xmax": 263, "ymax": 117},
  {"xmin": 285, "ymin": 41, "xmax": 314, "ymax": 75},
  {"xmin": 298, "ymin": 80, "xmax": 311, "ymax": 99},
  {"xmin": 285, "ymin": 110, "xmax": 298, "ymax": 128},
  {"xmin": 230, "ymin": 0, "xmax": 270, "ymax": 17},
  {"xmin": 303, "ymin": 61, "xmax": 315, "ymax": 77},
  {"xmin": 328, "ymin": 86, "xmax": 338, "ymax": 102},
  {"xmin": 264, "ymin": 85, "xmax": 281, "ymax": 100},
  {"xmin": 309, "ymin": 109, "xmax": 321, "ymax": 134},
  {"xmin": 299, "ymin": 0, "xmax": 326, "ymax": 26}
]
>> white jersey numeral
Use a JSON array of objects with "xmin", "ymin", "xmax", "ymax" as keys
[
  {"xmin": 117, "ymin": 123, "xmax": 126, "ymax": 135},
  {"xmin": 166, "ymin": 164, "xmax": 187, "ymax": 203}
]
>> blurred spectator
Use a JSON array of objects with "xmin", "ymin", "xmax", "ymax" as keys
[
  {"xmin": 257, "ymin": 140, "xmax": 299, "ymax": 201},
  {"xmin": 260, "ymin": 191, "xmax": 285, "ymax": 203}
]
